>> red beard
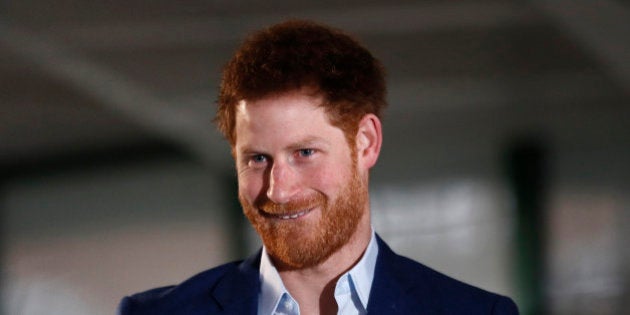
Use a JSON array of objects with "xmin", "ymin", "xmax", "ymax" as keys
[{"xmin": 239, "ymin": 168, "xmax": 367, "ymax": 270}]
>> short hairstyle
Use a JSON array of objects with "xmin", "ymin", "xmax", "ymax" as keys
[{"xmin": 215, "ymin": 19, "xmax": 387, "ymax": 146}]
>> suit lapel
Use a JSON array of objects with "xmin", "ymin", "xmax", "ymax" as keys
[
  {"xmin": 211, "ymin": 251, "xmax": 261, "ymax": 314},
  {"xmin": 367, "ymin": 235, "xmax": 436, "ymax": 314}
]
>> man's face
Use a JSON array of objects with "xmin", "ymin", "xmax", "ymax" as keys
[{"xmin": 234, "ymin": 90, "xmax": 368, "ymax": 269}]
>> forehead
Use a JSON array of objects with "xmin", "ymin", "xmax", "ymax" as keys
[
  {"xmin": 234, "ymin": 91, "xmax": 343, "ymax": 150},
  {"xmin": 237, "ymin": 90, "xmax": 323, "ymax": 121}
]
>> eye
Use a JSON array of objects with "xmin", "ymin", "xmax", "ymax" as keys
[
  {"xmin": 247, "ymin": 154, "xmax": 268, "ymax": 167},
  {"xmin": 297, "ymin": 148, "xmax": 315, "ymax": 158},
  {"xmin": 253, "ymin": 154, "xmax": 266, "ymax": 162}
]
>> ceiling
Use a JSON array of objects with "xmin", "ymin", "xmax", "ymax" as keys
[{"xmin": 1, "ymin": 0, "xmax": 628, "ymax": 180}]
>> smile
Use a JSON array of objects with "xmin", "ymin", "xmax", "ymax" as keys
[{"xmin": 267, "ymin": 208, "xmax": 314, "ymax": 220}]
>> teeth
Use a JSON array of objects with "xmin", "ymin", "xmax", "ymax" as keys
[{"xmin": 276, "ymin": 209, "xmax": 310, "ymax": 220}]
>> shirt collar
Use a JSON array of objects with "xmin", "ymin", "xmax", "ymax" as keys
[
  {"xmin": 257, "ymin": 229, "xmax": 379, "ymax": 314},
  {"xmin": 258, "ymin": 246, "xmax": 290, "ymax": 315},
  {"xmin": 343, "ymin": 229, "xmax": 379, "ymax": 309}
]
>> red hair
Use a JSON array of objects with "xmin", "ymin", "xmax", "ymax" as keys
[{"xmin": 216, "ymin": 19, "xmax": 387, "ymax": 145}]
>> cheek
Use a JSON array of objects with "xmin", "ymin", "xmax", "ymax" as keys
[
  {"xmin": 307, "ymin": 162, "xmax": 351, "ymax": 195},
  {"xmin": 238, "ymin": 172, "xmax": 265, "ymax": 203}
]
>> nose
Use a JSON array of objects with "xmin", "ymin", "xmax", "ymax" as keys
[{"xmin": 266, "ymin": 161, "xmax": 299, "ymax": 204}]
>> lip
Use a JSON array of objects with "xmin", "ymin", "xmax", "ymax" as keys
[{"xmin": 262, "ymin": 207, "xmax": 315, "ymax": 220}]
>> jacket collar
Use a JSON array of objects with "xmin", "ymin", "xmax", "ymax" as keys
[
  {"xmin": 367, "ymin": 235, "xmax": 435, "ymax": 314},
  {"xmin": 209, "ymin": 234, "xmax": 433, "ymax": 314},
  {"xmin": 210, "ymin": 250, "xmax": 261, "ymax": 314}
]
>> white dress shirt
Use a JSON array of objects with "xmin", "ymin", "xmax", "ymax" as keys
[{"xmin": 258, "ymin": 230, "xmax": 379, "ymax": 315}]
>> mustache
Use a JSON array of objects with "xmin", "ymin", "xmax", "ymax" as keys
[{"xmin": 256, "ymin": 193, "xmax": 326, "ymax": 215}]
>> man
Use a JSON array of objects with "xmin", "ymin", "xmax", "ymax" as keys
[{"xmin": 118, "ymin": 20, "xmax": 519, "ymax": 315}]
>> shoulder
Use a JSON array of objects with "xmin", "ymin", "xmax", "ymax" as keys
[
  {"xmin": 396, "ymin": 254, "xmax": 517, "ymax": 313},
  {"xmin": 117, "ymin": 259, "xmax": 256, "ymax": 315},
  {"xmin": 373, "ymin": 236, "xmax": 519, "ymax": 314}
]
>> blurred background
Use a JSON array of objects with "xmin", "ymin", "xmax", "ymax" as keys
[{"xmin": 1, "ymin": 1, "xmax": 629, "ymax": 314}]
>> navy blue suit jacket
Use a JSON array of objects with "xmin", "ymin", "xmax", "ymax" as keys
[{"xmin": 119, "ymin": 235, "xmax": 518, "ymax": 314}]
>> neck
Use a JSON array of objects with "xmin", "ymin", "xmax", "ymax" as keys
[{"xmin": 277, "ymin": 213, "xmax": 372, "ymax": 315}]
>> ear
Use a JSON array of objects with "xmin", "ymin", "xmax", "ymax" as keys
[{"xmin": 355, "ymin": 114, "xmax": 382, "ymax": 170}]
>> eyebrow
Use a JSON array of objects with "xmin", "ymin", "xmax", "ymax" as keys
[
  {"xmin": 237, "ymin": 146, "xmax": 264, "ymax": 157},
  {"xmin": 285, "ymin": 136, "xmax": 329, "ymax": 151}
]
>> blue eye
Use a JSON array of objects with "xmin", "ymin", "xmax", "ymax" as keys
[
  {"xmin": 252, "ymin": 154, "xmax": 267, "ymax": 163},
  {"xmin": 298, "ymin": 149, "xmax": 315, "ymax": 157}
]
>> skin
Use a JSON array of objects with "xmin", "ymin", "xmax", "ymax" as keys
[{"xmin": 234, "ymin": 89, "xmax": 382, "ymax": 315}]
